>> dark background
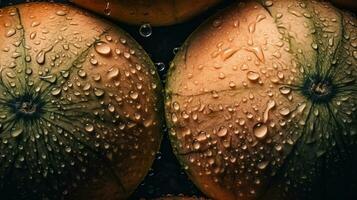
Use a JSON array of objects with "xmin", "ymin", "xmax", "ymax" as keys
[{"xmin": 0, "ymin": 0, "xmax": 233, "ymax": 199}]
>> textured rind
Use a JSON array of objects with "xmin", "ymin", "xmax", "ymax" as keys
[
  {"xmin": 0, "ymin": 2, "xmax": 163, "ymax": 200},
  {"xmin": 72, "ymin": 0, "xmax": 222, "ymax": 26},
  {"xmin": 166, "ymin": 0, "xmax": 357, "ymax": 199}
]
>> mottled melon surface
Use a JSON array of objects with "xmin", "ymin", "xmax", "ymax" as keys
[
  {"xmin": 0, "ymin": 2, "xmax": 163, "ymax": 200},
  {"xmin": 166, "ymin": 0, "xmax": 356, "ymax": 199}
]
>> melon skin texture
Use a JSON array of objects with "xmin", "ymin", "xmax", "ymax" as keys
[
  {"xmin": 165, "ymin": 0, "xmax": 357, "ymax": 199},
  {"xmin": 71, "ymin": 0, "xmax": 221, "ymax": 26},
  {"xmin": 0, "ymin": 3, "xmax": 163, "ymax": 200}
]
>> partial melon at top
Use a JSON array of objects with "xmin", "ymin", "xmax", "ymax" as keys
[{"xmin": 71, "ymin": 0, "xmax": 222, "ymax": 26}]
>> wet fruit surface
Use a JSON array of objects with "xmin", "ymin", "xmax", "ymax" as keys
[
  {"xmin": 0, "ymin": 2, "xmax": 163, "ymax": 199},
  {"xmin": 166, "ymin": 0, "xmax": 356, "ymax": 200}
]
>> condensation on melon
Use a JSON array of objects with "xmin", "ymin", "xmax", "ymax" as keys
[
  {"xmin": 165, "ymin": 0, "xmax": 357, "ymax": 199},
  {"xmin": 0, "ymin": 2, "xmax": 163, "ymax": 200}
]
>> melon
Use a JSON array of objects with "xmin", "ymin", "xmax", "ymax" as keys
[
  {"xmin": 165, "ymin": 0, "xmax": 357, "ymax": 199},
  {"xmin": 0, "ymin": 2, "xmax": 163, "ymax": 200}
]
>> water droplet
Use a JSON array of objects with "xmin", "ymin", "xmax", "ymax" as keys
[
  {"xmin": 85, "ymin": 124, "xmax": 94, "ymax": 132},
  {"xmin": 173, "ymin": 47, "xmax": 180, "ymax": 55},
  {"xmin": 263, "ymin": 100, "xmax": 275, "ymax": 123},
  {"xmin": 104, "ymin": 1, "xmax": 111, "ymax": 16},
  {"xmin": 221, "ymin": 48, "xmax": 237, "ymax": 60},
  {"xmin": 217, "ymin": 127, "xmax": 228, "ymax": 137},
  {"xmin": 139, "ymin": 23, "xmax": 152, "ymax": 37},
  {"xmin": 229, "ymin": 81, "xmax": 236, "ymax": 88},
  {"xmin": 78, "ymin": 70, "xmax": 86, "ymax": 78},
  {"xmin": 248, "ymin": 22, "xmax": 256, "ymax": 33},
  {"xmin": 108, "ymin": 104, "xmax": 115, "ymax": 112},
  {"xmin": 218, "ymin": 72, "xmax": 225, "ymax": 79},
  {"xmin": 279, "ymin": 107, "xmax": 290, "ymax": 116},
  {"xmin": 36, "ymin": 50, "xmax": 45, "ymax": 65},
  {"xmin": 108, "ymin": 67, "xmax": 119, "ymax": 79},
  {"xmin": 245, "ymin": 46, "xmax": 265, "ymax": 62},
  {"xmin": 31, "ymin": 21, "xmax": 40, "ymax": 27},
  {"xmin": 90, "ymin": 58, "xmax": 98, "ymax": 65},
  {"xmin": 247, "ymin": 71, "xmax": 260, "ymax": 81},
  {"xmin": 193, "ymin": 142, "xmax": 200, "ymax": 150},
  {"xmin": 197, "ymin": 132, "xmax": 207, "ymax": 141},
  {"xmin": 279, "ymin": 86, "xmax": 291, "ymax": 95},
  {"xmin": 92, "ymin": 74, "xmax": 101, "ymax": 82},
  {"xmin": 95, "ymin": 42, "xmax": 111, "ymax": 55},
  {"xmin": 40, "ymin": 75, "xmax": 57, "ymax": 84},
  {"xmin": 56, "ymin": 10, "xmax": 66, "ymax": 16},
  {"xmin": 264, "ymin": 0, "xmax": 273, "ymax": 7},
  {"xmin": 30, "ymin": 32, "xmax": 37, "ymax": 39},
  {"xmin": 6, "ymin": 28, "xmax": 16, "ymax": 37},
  {"xmin": 256, "ymin": 14, "xmax": 266, "ymax": 23},
  {"xmin": 311, "ymin": 43, "xmax": 318, "ymax": 50},
  {"xmin": 65, "ymin": 146, "xmax": 72, "ymax": 153},
  {"xmin": 11, "ymin": 128, "xmax": 23, "ymax": 138},
  {"xmin": 129, "ymin": 91, "xmax": 139, "ymax": 100},
  {"xmin": 51, "ymin": 88, "xmax": 61, "ymax": 96},
  {"xmin": 94, "ymin": 88, "xmax": 105, "ymax": 97},
  {"xmin": 212, "ymin": 19, "xmax": 222, "ymax": 27},
  {"xmin": 172, "ymin": 102, "xmax": 180, "ymax": 111},
  {"xmin": 257, "ymin": 160, "xmax": 269, "ymax": 169},
  {"xmin": 155, "ymin": 62, "xmax": 165, "ymax": 72},
  {"xmin": 171, "ymin": 113, "xmax": 178, "ymax": 123},
  {"xmin": 275, "ymin": 145, "xmax": 283, "ymax": 151},
  {"xmin": 61, "ymin": 70, "xmax": 70, "ymax": 78},
  {"xmin": 253, "ymin": 123, "xmax": 268, "ymax": 139}
]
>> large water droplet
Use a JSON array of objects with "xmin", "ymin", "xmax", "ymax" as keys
[
  {"xmin": 139, "ymin": 23, "xmax": 152, "ymax": 37},
  {"xmin": 51, "ymin": 88, "xmax": 62, "ymax": 96},
  {"xmin": 263, "ymin": 100, "xmax": 275, "ymax": 123},
  {"xmin": 36, "ymin": 50, "xmax": 45, "ymax": 65},
  {"xmin": 279, "ymin": 107, "xmax": 290, "ymax": 116},
  {"xmin": 94, "ymin": 88, "xmax": 105, "ymax": 97},
  {"xmin": 155, "ymin": 62, "xmax": 166, "ymax": 72},
  {"xmin": 108, "ymin": 68, "xmax": 119, "ymax": 79},
  {"xmin": 95, "ymin": 42, "xmax": 111, "ymax": 55},
  {"xmin": 253, "ymin": 123, "xmax": 268, "ymax": 139},
  {"xmin": 56, "ymin": 10, "xmax": 67, "ymax": 16},
  {"xmin": 247, "ymin": 71, "xmax": 260, "ymax": 81},
  {"xmin": 130, "ymin": 91, "xmax": 139, "ymax": 100},
  {"xmin": 85, "ymin": 124, "xmax": 94, "ymax": 132},
  {"xmin": 279, "ymin": 86, "xmax": 291, "ymax": 95}
]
